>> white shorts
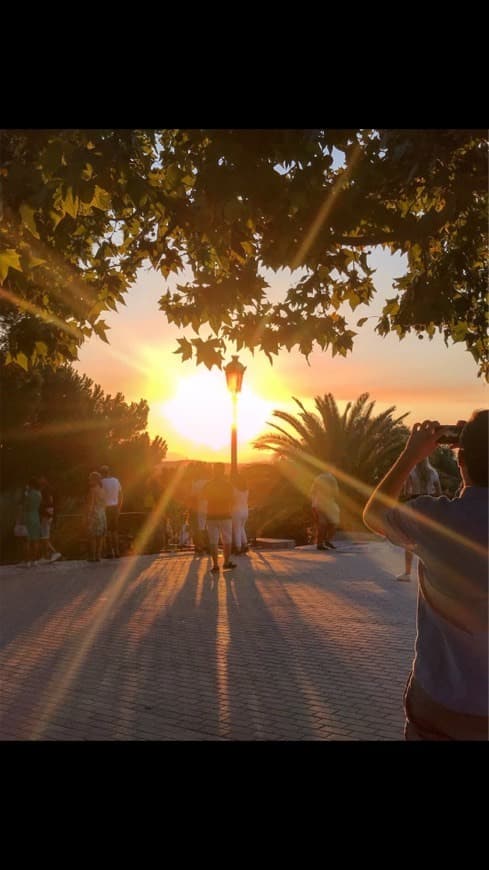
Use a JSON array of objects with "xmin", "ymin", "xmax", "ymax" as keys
[
  {"xmin": 197, "ymin": 510, "xmax": 207, "ymax": 531},
  {"xmin": 40, "ymin": 517, "xmax": 53, "ymax": 540},
  {"xmin": 206, "ymin": 519, "xmax": 232, "ymax": 548}
]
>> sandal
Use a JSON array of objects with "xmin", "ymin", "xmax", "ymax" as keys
[{"xmin": 222, "ymin": 561, "xmax": 237, "ymax": 570}]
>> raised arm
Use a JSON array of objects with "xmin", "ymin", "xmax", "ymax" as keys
[{"xmin": 363, "ymin": 421, "xmax": 442, "ymax": 537}]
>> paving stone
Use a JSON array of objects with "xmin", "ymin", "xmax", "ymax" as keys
[{"xmin": 0, "ymin": 542, "xmax": 417, "ymax": 740}]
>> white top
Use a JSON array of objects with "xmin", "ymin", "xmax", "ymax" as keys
[
  {"xmin": 405, "ymin": 466, "xmax": 440, "ymax": 497},
  {"xmin": 233, "ymin": 488, "xmax": 249, "ymax": 512},
  {"xmin": 101, "ymin": 476, "xmax": 122, "ymax": 507}
]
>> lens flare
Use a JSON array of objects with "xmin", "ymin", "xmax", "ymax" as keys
[{"xmin": 161, "ymin": 370, "xmax": 272, "ymax": 450}]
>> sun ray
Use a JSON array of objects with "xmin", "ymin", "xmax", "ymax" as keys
[
  {"xmin": 28, "ymin": 464, "xmax": 189, "ymax": 738},
  {"xmin": 0, "ymin": 286, "xmax": 84, "ymax": 341},
  {"xmin": 2, "ymin": 417, "xmax": 116, "ymax": 441},
  {"xmin": 276, "ymin": 450, "xmax": 488, "ymax": 560}
]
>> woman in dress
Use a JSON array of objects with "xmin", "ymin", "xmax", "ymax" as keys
[
  {"xmin": 231, "ymin": 473, "xmax": 249, "ymax": 555},
  {"xmin": 86, "ymin": 471, "xmax": 107, "ymax": 562}
]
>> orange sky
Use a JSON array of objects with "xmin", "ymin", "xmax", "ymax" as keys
[{"xmin": 75, "ymin": 249, "xmax": 488, "ymax": 463}]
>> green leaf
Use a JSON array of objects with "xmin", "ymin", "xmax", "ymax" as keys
[
  {"xmin": 197, "ymin": 344, "xmax": 224, "ymax": 369},
  {"xmin": 0, "ymin": 249, "xmax": 23, "ymax": 282},
  {"xmin": 357, "ymin": 317, "xmax": 368, "ymax": 327},
  {"xmin": 49, "ymin": 209, "xmax": 65, "ymax": 230},
  {"xmin": 35, "ymin": 341, "xmax": 48, "ymax": 357},
  {"xmin": 173, "ymin": 338, "xmax": 193, "ymax": 362},
  {"xmin": 93, "ymin": 319, "xmax": 110, "ymax": 343},
  {"xmin": 452, "ymin": 321, "xmax": 468, "ymax": 343},
  {"xmin": 63, "ymin": 187, "xmax": 79, "ymax": 219},
  {"xmin": 81, "ymin": 162, "xmax": 94, "ymax": 181},
  {"xmin": 383, "ymin": 298, "xmax": 400, "ymax": 317},
  {"xmin": 28, "ymin": 254, "xmax": 46, "ymax": 269},
  {"xmin": 91, "ymin": 186, "xmax": 112, "ymax": 211},
  {"xmin": 165, "ymin": 164, "xmax": 180, "ymax": 190},
  {"xmin": 20, "ymin": 204, "xmax": 40, "ymax": 239},
  {"xmin": 348, "ymin": 292, "xmax": 361, "ymax": 311},
  {"xmin": 15, "ymin": 352, "xmax": 29, "ymax": 371},
  {"xmin": 343, "ymin": 249, "xmax": 357, "ymax": 266}
]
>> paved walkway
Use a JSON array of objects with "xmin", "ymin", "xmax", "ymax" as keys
[{"xmin": 0, "ymin": 540, "xmax": 417, "ymax": 740}]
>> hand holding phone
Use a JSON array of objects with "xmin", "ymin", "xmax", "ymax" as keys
[{"xmin": 436, "ymin": 424, "xmax": 464, "ymax": 446}]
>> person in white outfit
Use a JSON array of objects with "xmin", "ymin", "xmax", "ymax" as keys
[
  {"xmin": 232, "ymin": 473, "xmax": 249, "ymax": 555},
  {"xmin": 396, "ymin": 457, "xmax": 441, "ymax": 581},
  {"xmin": 39, "ymin": 476, "xmax": 62, "ymax": 562},
  {"xmin": 100, "ymin": 465, "xmax": 123, "ymax": 557}
]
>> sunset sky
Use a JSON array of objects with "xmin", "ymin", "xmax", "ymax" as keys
[{"xmin": 75, "ymin": 248, "xmax": 487, "ymax": 464}]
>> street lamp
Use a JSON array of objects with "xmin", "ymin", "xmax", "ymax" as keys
[{"xmin": 224, "ymin": 355, "xmax": 246, "ymax": 476}]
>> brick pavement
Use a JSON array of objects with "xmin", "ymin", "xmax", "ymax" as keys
[{"xmin": 0, "ymin": 540, "xmax": 417, "ymax": 740}]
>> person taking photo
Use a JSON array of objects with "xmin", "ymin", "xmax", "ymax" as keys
[{"xmin": 363, "ymin": 412, "xmax": 488, "ymax": 741}]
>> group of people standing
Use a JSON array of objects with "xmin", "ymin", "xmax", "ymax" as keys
[
  {"xmin": 14, "ymin": 465, "xmax": 123, "ymax": 565},
  {"xmin": 86, "ymin": 466, "xmax": 123, "ymax": 561},
  {"xmin": 14, "ymin": 476, "xmax": 61, "ymax": 566},
  {"xmin": 188, "ymin": 462, "xmax": 249, "ymax": 572}
]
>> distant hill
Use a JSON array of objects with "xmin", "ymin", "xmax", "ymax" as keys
[{"xmin": 160, "ymin": 458, "xmax": 273, "ymax": 470}]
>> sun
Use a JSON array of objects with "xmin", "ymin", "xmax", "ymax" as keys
[{"xmin": 161, "ymin": 369, "xmax": 272, "ymax": 450}]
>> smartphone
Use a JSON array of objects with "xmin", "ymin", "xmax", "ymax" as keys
[{"xmin": 436, "ymin": 425, "xmax": 462, "ymax": 446}]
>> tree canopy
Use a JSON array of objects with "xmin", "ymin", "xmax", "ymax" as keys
[
  {"xmin": 0, "ymin": 361, "xmax": 167, "ymax": 499},
  {"xmin": 254, "ymin": 392, "xmax": 410, "ymax": 484},
  {"xmin": 1, "ymin": 129, "xmax": 487, "ymax": 377},
  {"xmin": 254, "ymin": 391, "xmax": 409, "ymax": 529}
]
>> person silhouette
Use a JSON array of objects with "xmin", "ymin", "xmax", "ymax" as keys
[
  {"xmin": 203, "ymin": 463, "xmax": 236, "ymax": 573},
  {"xmin": 100, "ymin": 465, "xmax": 123, "ymax": 557},
  {"xmin": 364, "ymin": 413, "xmax": 488, "ymax": 740},
  {"xmin": 310, "ymin": 471, "xmax": 340, "ymax": 550}
]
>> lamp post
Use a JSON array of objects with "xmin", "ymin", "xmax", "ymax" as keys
[{"xmin": 224, "ymin": 355, "xmax": 246, "ymax": 477}]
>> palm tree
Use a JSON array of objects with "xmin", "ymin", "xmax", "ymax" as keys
[{"xmin": 253, "ymin": 392, "xmax": 410, "ymax": 529}]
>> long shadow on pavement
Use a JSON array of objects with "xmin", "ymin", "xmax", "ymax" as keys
[{"xmin": 0, "ymin": 546, "xmax": 416, "ymax": 740}]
